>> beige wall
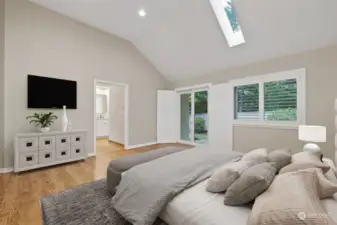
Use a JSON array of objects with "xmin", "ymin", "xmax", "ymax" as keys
[
  {"xmin": 173, "ymin": 46, "xmax": 337, "ymax": 159},
  {"xmin": 3, "ymin": 0, "xmax": 169, "ymax": 168},
  {"xmin": 0, "ymin": 0, "xmax": 5, "ymax": 168}
]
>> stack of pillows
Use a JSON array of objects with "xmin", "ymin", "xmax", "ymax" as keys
[{"xmin": 206, "ymin": 148, "xmax": 337, "ymax": 225}]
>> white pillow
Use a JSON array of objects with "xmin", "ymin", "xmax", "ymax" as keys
[
  {"xmin": 292, "ymin": 151, "xmax": 322, "ymax": 164},
  {"xmin": 206, "ymin": 160, "xmax": 257, "ymax": 193},
  {"xmin": 323, "ymin": 158, "xmax": 337, "ymax": 183},
  {"xmin": 241, "ymin": 148, "xmax": 268, "ymax": 163}
]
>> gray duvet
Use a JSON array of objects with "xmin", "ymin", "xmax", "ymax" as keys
[{"xmin": 111, "ymin": 147, "xmax": 242, "ymax": 225}]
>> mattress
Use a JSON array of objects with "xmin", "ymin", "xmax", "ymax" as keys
[{"xmin": 160, "ymin": 179, "xmax": 337, "ymax": 225}]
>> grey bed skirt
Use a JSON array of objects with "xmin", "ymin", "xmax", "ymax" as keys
[{"xmin": 40, "ymin": 179, "xmax": 167, "ymax": 225}]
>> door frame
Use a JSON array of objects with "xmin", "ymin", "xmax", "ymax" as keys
[
  {"xmin": 175, "ymin": 83, "xmax": 211, "ymax": 145},
  {"xmin": 93, "ymin": 79, "xmax": 129, "ymax": 155}
]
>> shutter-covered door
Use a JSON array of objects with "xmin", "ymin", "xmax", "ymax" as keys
[
  {"xmin": 157, "ymin": 90, "xmax": 179, "ymax": 143},
  {"xmin": 208, "ymin": 83, "xmax": 233, "ymax": 150}
]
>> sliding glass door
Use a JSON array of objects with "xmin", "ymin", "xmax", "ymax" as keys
[
  {"xmin": 180, "ymin": 93, "xmax": 192, "ymax": 142},
  {"xmin": 179, "ymin": 90, "xmax": 208, "ymax": 144},
  {"xmin": 194, "ymin": 91, "xmax": 208, "ymax": 144}
]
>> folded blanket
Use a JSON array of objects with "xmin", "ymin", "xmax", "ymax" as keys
[{"xmin": 112, "ymin": 147, "xmax": 242, "ymax": 225}]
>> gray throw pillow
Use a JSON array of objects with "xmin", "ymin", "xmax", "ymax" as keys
[
  {"xmin": 267, "ymin": 149, "xmax": 291, "ymax": 171},
  {"xmin": 206, "ymin": 160, "xmax": 257, "ymax": 193},
  {"xmin": 241, "ymin": 148, "xmax": 268, "ymax": 164},
  {"xmin": 224, "ymin": 162, "xmax": 277, "ymax": 206}
]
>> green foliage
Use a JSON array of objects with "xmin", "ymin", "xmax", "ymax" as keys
[
  {"xmin": 264, "ymin": 79, "xmax": 297, "ymax": 111},
  {"xmin": 195, "ymin": 117, "xmax": 206, "ymax": 133},
  {"xmin": 26, "ymin": 112, "xmax": 58, "ymax": 128},
  {"xmin": 193, "ymin": 91, "xmax": 208, "ymax": 114},
  {"xmin": 266, "ymin": 108, "xmax": 297, "ymax": 121},
  {"xmin": 225, "ymin": 1, "xmax": 240, "ymax": 33}
]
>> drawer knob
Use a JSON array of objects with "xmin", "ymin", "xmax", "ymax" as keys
[
  {"xmin": 26, "ymin": 156, "xmax": 33, "ymax": 161},
  {"xmin": 76, "ymin": 137, "xmax": 80, "ymax": 141},
  {"xmin": 76, "ymin": 149, "xmax": 80, "ymax": 153},
  {"xmin": 26, "ymin": 142, "xmax": 33, "ymax": 147},
  {"xmin": 45, "ymin": 154, "xmax": 51, "ymax": 158},
  {"xmin": 61, "ymin": 151, "xmax": 66, "ymax": 156},
  {"xmin": 45, "ymin": 140, "xmax": 51, "ymax": 145},
  {"xmin": 61, "ymin": 139, "xmax": 66, "ymax": 143}
]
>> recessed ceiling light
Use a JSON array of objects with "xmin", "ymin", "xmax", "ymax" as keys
[{"xmin": 138, "ymin": 9, "xmax": 147, "ymax": 17}]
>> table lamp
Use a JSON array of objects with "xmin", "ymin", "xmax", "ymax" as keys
[{"xmin": 298, "ymin": 125, "xmax": 326, "ymax": 158}]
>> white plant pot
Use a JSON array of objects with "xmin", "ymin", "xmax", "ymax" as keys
[{"xmin": 40, "ymin": 127, "xmax": 50, "ymax": 133}]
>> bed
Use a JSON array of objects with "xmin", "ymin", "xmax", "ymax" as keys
[
  {"xmin": 107, "ymin": 146, "xmax": 337, "ymax": 225},
  {"xmin": 159, "ymin": 178, "xmax": 337, "ymax": 225}
]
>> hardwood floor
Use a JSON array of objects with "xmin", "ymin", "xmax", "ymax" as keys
[{"xmin": 0, "ymin": 139, "xmax": 191, "ymax": 225}]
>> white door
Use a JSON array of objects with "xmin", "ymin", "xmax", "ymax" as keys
[
  {"xmin": 157, "ymin": 90, "xmax": 178, "ymax": 143},
  {"xmin": 208, "ymin": 83, "xmax": 233, "ymax": 150}
]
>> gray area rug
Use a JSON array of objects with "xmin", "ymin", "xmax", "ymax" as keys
[{"xmin": 41, "ymin": 179, "xmax": 167, "ymax": 225}]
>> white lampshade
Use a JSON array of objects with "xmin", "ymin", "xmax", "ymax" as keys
[{"xmin": 298, "ymin": 125, "xmax": 326, "ymax": 143}]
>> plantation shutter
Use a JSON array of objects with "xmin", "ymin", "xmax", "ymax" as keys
[
  {"xmin": 263, "ymin": 79, "xmax": 297, "ymax": 121},
  {"xmin": 234, "ymin": 84, "xmax": 259, "ymax": 120}
]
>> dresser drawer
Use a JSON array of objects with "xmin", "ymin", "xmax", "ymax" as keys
[
  {"xmin": 56, "ymin": 148, "xmax": 71, "ymax": 161},
  {"xmin": 71, "ymin": 146, "xmax": 86, "ymax": 158},
  {"xmin": 71, "ymin": 133, "xmax": 85, "ymax": 146},
  {"xmin": 19, "ymin": 137, "xmax": 38, "ymax": 152},
  {"xmin": 39, "ymin": 149, "xmax": 55, "ymax": 164},
  {"xmin": 20, "ymin": 152, "xmax": 38, "ymax": 168},
  {"xmin": 39, "ymin": 136, "xmax": 55, "ymax": 150},
  {"xmin": 56, "ymin": 135, "xmax": 71, "ymax": 149}
]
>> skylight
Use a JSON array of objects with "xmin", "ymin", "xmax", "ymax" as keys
[{"xmin": 210, "ymin": 0, "xmax": 245, "ymax": 47}]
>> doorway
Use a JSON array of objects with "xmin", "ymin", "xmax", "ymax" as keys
[
  {"xmin": 179, "ymin": 89, "xmax": 209, "ymax": 145},
  {"xmin": 94, "ymin": 80, "xmax": 129, "ymax": 155}
]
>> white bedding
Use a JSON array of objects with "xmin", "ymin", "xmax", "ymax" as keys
[
  {"xmin": 159, "ymin": 180, "xmax": 251, "ymax": 225},
  {"xmin": 160, "ymin": 179, "xmax": 337, "ymax": 225}
]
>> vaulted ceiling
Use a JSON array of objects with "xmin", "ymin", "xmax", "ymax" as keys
[{"xmin": 29, "ymin": 0, "xmax": 337, "ymax": 81}]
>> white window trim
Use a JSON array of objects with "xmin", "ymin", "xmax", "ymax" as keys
[
  {"xmin": 175, "ymin": 83, "xmax": 212, "ymax": 93},
  {"xmin": 229, "ymin": 68, "xmax": 306, "ymax": 129}
]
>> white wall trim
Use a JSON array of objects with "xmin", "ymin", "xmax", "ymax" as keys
[
  {"xmin": 126, "ymin": 142, "xmax": 158, "ymax": 150},
  {"xmin": 88, "ymin": 152, "xmax": 96, "ymax": 157},
  {"xmin": 175, "ymin": 83, "xmax": 212, "ymax": 93},
  {"xmin": 177, "ymin": 140, "xmax": 196, "ymax": 146},
  {"xmin": 94, "ymin": 79, "xmax": 130, "ymax": 153},
  {"xmin": 157, "ymin": 140, "xmax": 177, "ymax": 144},
  {"xmin": 0, "ymin": 167, "xmax": 13, "ymax": 173},
  {"xmin": 233, "ymin": 122, "xmax": 299, "ymax": 130}
]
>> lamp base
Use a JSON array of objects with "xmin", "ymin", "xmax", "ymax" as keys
[{"xmin": 303, "ymin": 143, "xmax": 323, "ymax": 160}]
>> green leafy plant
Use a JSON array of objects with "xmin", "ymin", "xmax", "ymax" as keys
[
  {"xmin": 195, "ymin": 117, "xmax": 206, "ymax": 133},
  {"xmin": 26, "ymin": 112, "xmax": 58, "ymax": 128}
]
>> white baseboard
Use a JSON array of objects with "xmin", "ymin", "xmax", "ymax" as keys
[
  {"xmin": 157, "ymin": 140, "xmax": 177, "ymax": 144},
  {"xmin": 177, "ymin": 140, "xmax": 196, "ymax": 146},
  {"xmin": 0, "ymin": 167, "xmax": 14, "ymax": 174},
  {"xmin": 88, "ymin": 152, "xmax": 96, "ymax": 157},
  {"xmin": 126, "ymin": 142, "xmax": 158, "ymax": 150}
]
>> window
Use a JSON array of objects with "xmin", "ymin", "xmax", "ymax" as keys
[
  {"xmin": 210, "ymin": 0, "xmax": 245, "ymax": 47},
  {"xmin": 232, "ymin": 69, "xmax": 305, "ymax": 127},
  {"xmin": 264, "ymin": 79, "xmax": 297, "ymax": 121},
  {"xmin": 235, "ymin": 84, "xmax": 259, "ymax": 120}
]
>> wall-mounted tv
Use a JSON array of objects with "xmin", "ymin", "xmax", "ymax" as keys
[{"xmin": 28, "ymin": 75, "xmax": 77, "ymax": 109}]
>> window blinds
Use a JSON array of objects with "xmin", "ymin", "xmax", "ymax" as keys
[
  {"xmin": 234, "ymin": 79, "xmax": 297, "ymax": 121},
  {"xmin": 264, "ymin": 79, "xmax": 297, "ymax": 121}
]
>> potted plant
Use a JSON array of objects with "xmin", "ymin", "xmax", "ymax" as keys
[{"xmin": 26, "ymin": 112, "xmax": 58, "ymax": 133}]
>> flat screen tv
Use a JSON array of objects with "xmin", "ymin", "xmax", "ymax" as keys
[{"xmin": 28, "ymin": 75, "xmax": 77, "ymax": 109}]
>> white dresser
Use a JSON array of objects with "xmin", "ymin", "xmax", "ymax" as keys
[{"xmin": 14, "ymin": 130, "xmax": 87, "ymax": 172}]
